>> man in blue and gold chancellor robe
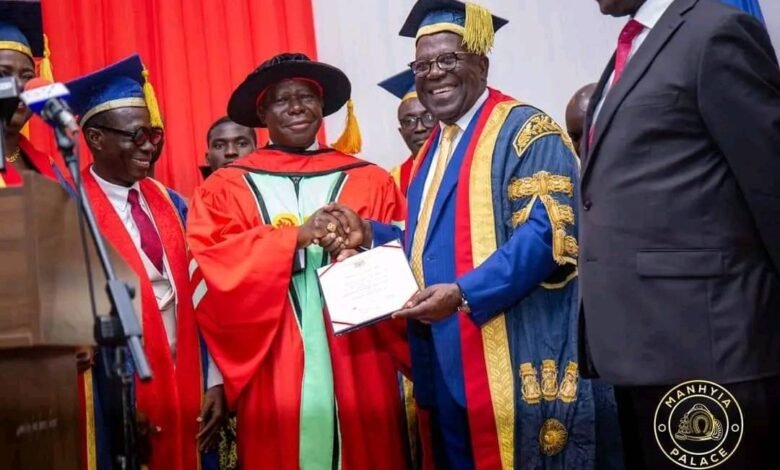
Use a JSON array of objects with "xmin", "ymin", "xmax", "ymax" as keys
[{"xmin": 328, "ymin": 1, "xmax": 622, "ymax": 469}]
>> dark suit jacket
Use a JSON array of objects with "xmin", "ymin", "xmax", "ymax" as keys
[{"xmin": 579, "ymin": 0, "xmax": 780, "ymax": 386}]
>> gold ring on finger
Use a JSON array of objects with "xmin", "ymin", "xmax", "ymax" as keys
[{"xmin": 326, "ymin": 222, "xmax": 337, "ymax": 233}]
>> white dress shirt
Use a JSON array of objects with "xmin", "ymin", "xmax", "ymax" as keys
[
  {"xmin": 420, "ymin": 88, "xmax": 490, "ymax": 207},
  {"xmin": 592, "ymin": 0, "xmax": 675, "ymax": 124},
  {"xmin": 268, "ymin": 140, "xmax": 320, "ymax": 151},
  {"xmin": 91, "ymin": 168, "xmax": 223, "ymax": 388}
]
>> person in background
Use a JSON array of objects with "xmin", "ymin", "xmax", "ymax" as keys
[
  {"xmin": 564, "ymin": 83, "xmax": 597, "ymax": 158},
  {"xmin": 0, "ymin": 0, "xmax": 70, "ymax": 190},
  {"xmin": 581, "ymin": 0, "xmax": 780, "ymax": 468},
  {"xmin": 67, "ymin": 54, "xmax": 225, "ymax": 470},
  {"xmin": 378, "ymin": 69, "xmax": 437, "ymax": 196},
  {"xmin": 200, "ymin": 115, "xmax": 257, "ymax": 180}
]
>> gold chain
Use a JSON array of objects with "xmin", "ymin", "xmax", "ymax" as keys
[{"xmin": 6, "ymin": 148, "xmax": 20, "ymax": 163}]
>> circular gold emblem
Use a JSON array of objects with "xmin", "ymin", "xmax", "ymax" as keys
[
  {"xmin": 272, "ymin": 213, "xmax": 300, "ymax": 228},
  {"xmin": 539, "ymin": 418, "xmax": 568, "ymax": 456},
  {"xmin": 654, "ymin": 380, "xmax": 743, "ymax": 469}
]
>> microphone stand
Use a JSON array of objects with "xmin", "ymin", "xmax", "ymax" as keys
[
  {"xmin": 0, "ymin": 120, "xmax": 6, "ymax": 172},
  {"xmin": 54, "ymin": 125, "xmax": 151, "ymax": 470}
]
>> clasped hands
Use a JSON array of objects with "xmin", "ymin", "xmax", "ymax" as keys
[
  {"xmin": 297, "ymin": 203, "xmax": 464, "ymax": 324},
  {"xmin": 296, "ymin": 203, "xmax": 371, "ymax": 260}
]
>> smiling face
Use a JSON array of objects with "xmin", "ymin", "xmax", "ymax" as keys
[
  {"xmin": 0, "ymin": 49, "xmax": 35, "ymax": 134},
  {"xmin": 414, "ymin": 32, "xmax": 488, "ymax": 125},
  {"xmin": 85, "ymin": 107, "xmax": 156, "ymax": 186},
  {"xmin": 257, "ymin": 79, "xmax": 323, "ymax": 148}
]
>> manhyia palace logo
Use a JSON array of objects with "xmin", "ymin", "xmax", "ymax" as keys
[{"xmin": 654, "ymin": 380, "xmax": 743, "ymax": 469}]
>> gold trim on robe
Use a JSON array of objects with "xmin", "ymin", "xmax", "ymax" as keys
[{"xmin": 469, "ymin": 99, "xmax": 522, "ymax": 470}]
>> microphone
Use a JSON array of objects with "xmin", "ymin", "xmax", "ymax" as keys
[
  {"xmin": 19, "ymin": 78, "xmax": 80, "ymax": 134},
  {"xmin": 0, "ymin": 76, "xmax": 21, "ymax": 124}
]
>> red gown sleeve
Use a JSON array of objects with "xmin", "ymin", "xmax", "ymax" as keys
[
  {"xmin": 359, "ymin": 172, "xmax": 412, "ymax": 376},
  {"xmin": 186, "ymin": 180, "xmax": 298, "ymax": 404}
]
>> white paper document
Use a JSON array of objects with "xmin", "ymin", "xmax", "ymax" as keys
[{"xmin": 317, "ymin": 240, "xmax": 419, "ymax": 334}]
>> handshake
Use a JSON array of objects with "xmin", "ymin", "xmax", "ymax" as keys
[{"xmin": 296, "ymin": 203, "xmax": 372, "ymax": 261}]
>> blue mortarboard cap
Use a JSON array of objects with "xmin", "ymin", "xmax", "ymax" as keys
[
  {"xmin": 399, "ymin": 0, "xmax": 508, "ymax": 54},
  {"xmin": 0, "ymin": 0, "xmax": 45, "ymax": 58},
  {"xmin": 378, "ymin": 69, "xmax": 418, "ymax": 102},
  {"xmin": 67, "ymin": 54, "xmax": 163, "ymax": 127}
]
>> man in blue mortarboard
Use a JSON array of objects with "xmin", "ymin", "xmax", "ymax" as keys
[
  {"xmin": 0, "ymin": 0, "xmax": 71, "ymax": 189},
  {"xmin": 378, "ymin": 69, "xmax": 437, "ymax": 196},
  {"xmin": 329, "ymin": 1, "xmax": 624, "ymax": 468},
  {"xmin": 65, "ymin": 54, "xmax": 227, "ymax": 470}
]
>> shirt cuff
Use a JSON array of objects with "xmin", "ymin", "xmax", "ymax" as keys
[{"xmin": 206, "ymin": 350, "xmax": 224, "ymax": 388}]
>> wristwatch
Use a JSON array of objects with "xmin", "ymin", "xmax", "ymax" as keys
[{"xmin": 456, "ymin": 283, "xmax": 472, "ymax": 314}]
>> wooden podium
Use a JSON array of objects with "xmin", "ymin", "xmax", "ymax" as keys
[{"xmin": 0, "ymin": 172, "xmax": 138, "ymax": 469}]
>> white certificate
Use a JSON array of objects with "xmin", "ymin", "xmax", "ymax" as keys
[{"xmin": 317, "ymin": 240, "xmax": 419, "ymax": 334}]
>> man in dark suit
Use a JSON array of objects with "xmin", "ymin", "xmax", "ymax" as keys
[{"xmin": 579, "ymin": 0, "xmax": 780, "ymax": 468}]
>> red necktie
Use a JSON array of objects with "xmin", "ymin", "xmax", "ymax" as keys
[
  {"xmin": 612, "ymin": 19, "xmax": 645, "ymax": 86},
  {"xmin": 128, "ymin": 188, "xmax": 164, "ymax": 273},
  {"xmin": 588, "ymin": 18, "xmax": 645, "ymax": 149}
]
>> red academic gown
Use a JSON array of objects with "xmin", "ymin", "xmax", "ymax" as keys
[
  {"xmin": 79, "ymin": 168, "xmax": 203, "ymax": 470},
  {"xmin": 390, "ymin": 155, "xmax": 415, "ymax": 197},
  {"xmin": 187, "ymin": 148, "xmax": 411, "ymax": 470}
]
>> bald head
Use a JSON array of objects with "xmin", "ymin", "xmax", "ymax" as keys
[{"xmin": 565, "ymin": 83, "xmax": 598, "ymax": 157}]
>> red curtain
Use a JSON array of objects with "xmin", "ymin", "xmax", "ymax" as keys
[{"xmin": 32, "ymin": 0, "xmax": 318, "ymax": 196}]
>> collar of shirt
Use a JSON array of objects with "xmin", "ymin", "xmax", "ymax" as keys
[
  {"xmin": 267, "ymin": 139, "xmax": 320, "ymax": 151},
  {"xmin": 90, "ymin": 166, "xmax": 142, "ymax": 210},
  {"xmin": 633, "ymin": 0, "xmax": 675, "ymax": 29},
  {"xmin": 440, "ymin": 87, "xmax": 490, "ymax": 135},
  {"xmin": 590, "ymin": 0, "xmax": 674, "ymax": 128}
]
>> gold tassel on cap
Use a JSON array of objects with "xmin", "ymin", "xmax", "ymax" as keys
[
  {"xmin": 331, "ymin": 99, "xmax": 362, "ymax": 155},
  {"xmin": 142, "ymin": 65, "xmax": 164, "ymax": 129},
  {"xmin": 39, "ymin": 33, "xmax": 54, "ymax": 81},
  {"xmin": 463, "ymin": 2, "xmax": 495, "ymax": 55}
]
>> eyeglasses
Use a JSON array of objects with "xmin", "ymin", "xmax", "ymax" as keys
[
  {"xmin": 91, "ymin": 125, "xmax": 164, "ymax": 147},
  {"xmin": 399, "ymin": 112, "xmax": 436, "ymax": 131},
  {"xmin": 408, "ymin": 51, "xmax": 478, "ymax": 77}
]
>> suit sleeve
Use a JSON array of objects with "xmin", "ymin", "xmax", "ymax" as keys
[
  {"xmin": 368, "ymin": 174, "xmax": 407, "ymax": 247},
  {"xmin": 166, "ymin": 188, "xmax": 189, "ymax": 224},
  {"xmin": 698, "ymin": 12, "xmax": 780, "ymax": 273},
  {"xmin": 186, "ymin": 183, "xmax": 298, "ymax": 405},
  {"xmin": 457, "ymin": 119, "xmax": 579, "ymax": 326}
]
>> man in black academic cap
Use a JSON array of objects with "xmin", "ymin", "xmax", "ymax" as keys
[{"xmin": 185, "ymin": 52, "xmax": 412, "ymax": 470}]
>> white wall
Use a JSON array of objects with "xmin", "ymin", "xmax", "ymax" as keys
[{"xmin": 313, "ymin": 0, "xmax": 779, "ymax": 170}]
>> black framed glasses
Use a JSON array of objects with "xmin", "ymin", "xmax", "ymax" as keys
[
  {"xmin": 399, "ymin": 112, "xmax": 436, "ymax": 131},
  {"xmin": 408, "ymin": 51, "xmax": 478, "ymax": 77},
  {"xmin": 91, "ymin": 125, "xmax": 164, "ymax": 147}
]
